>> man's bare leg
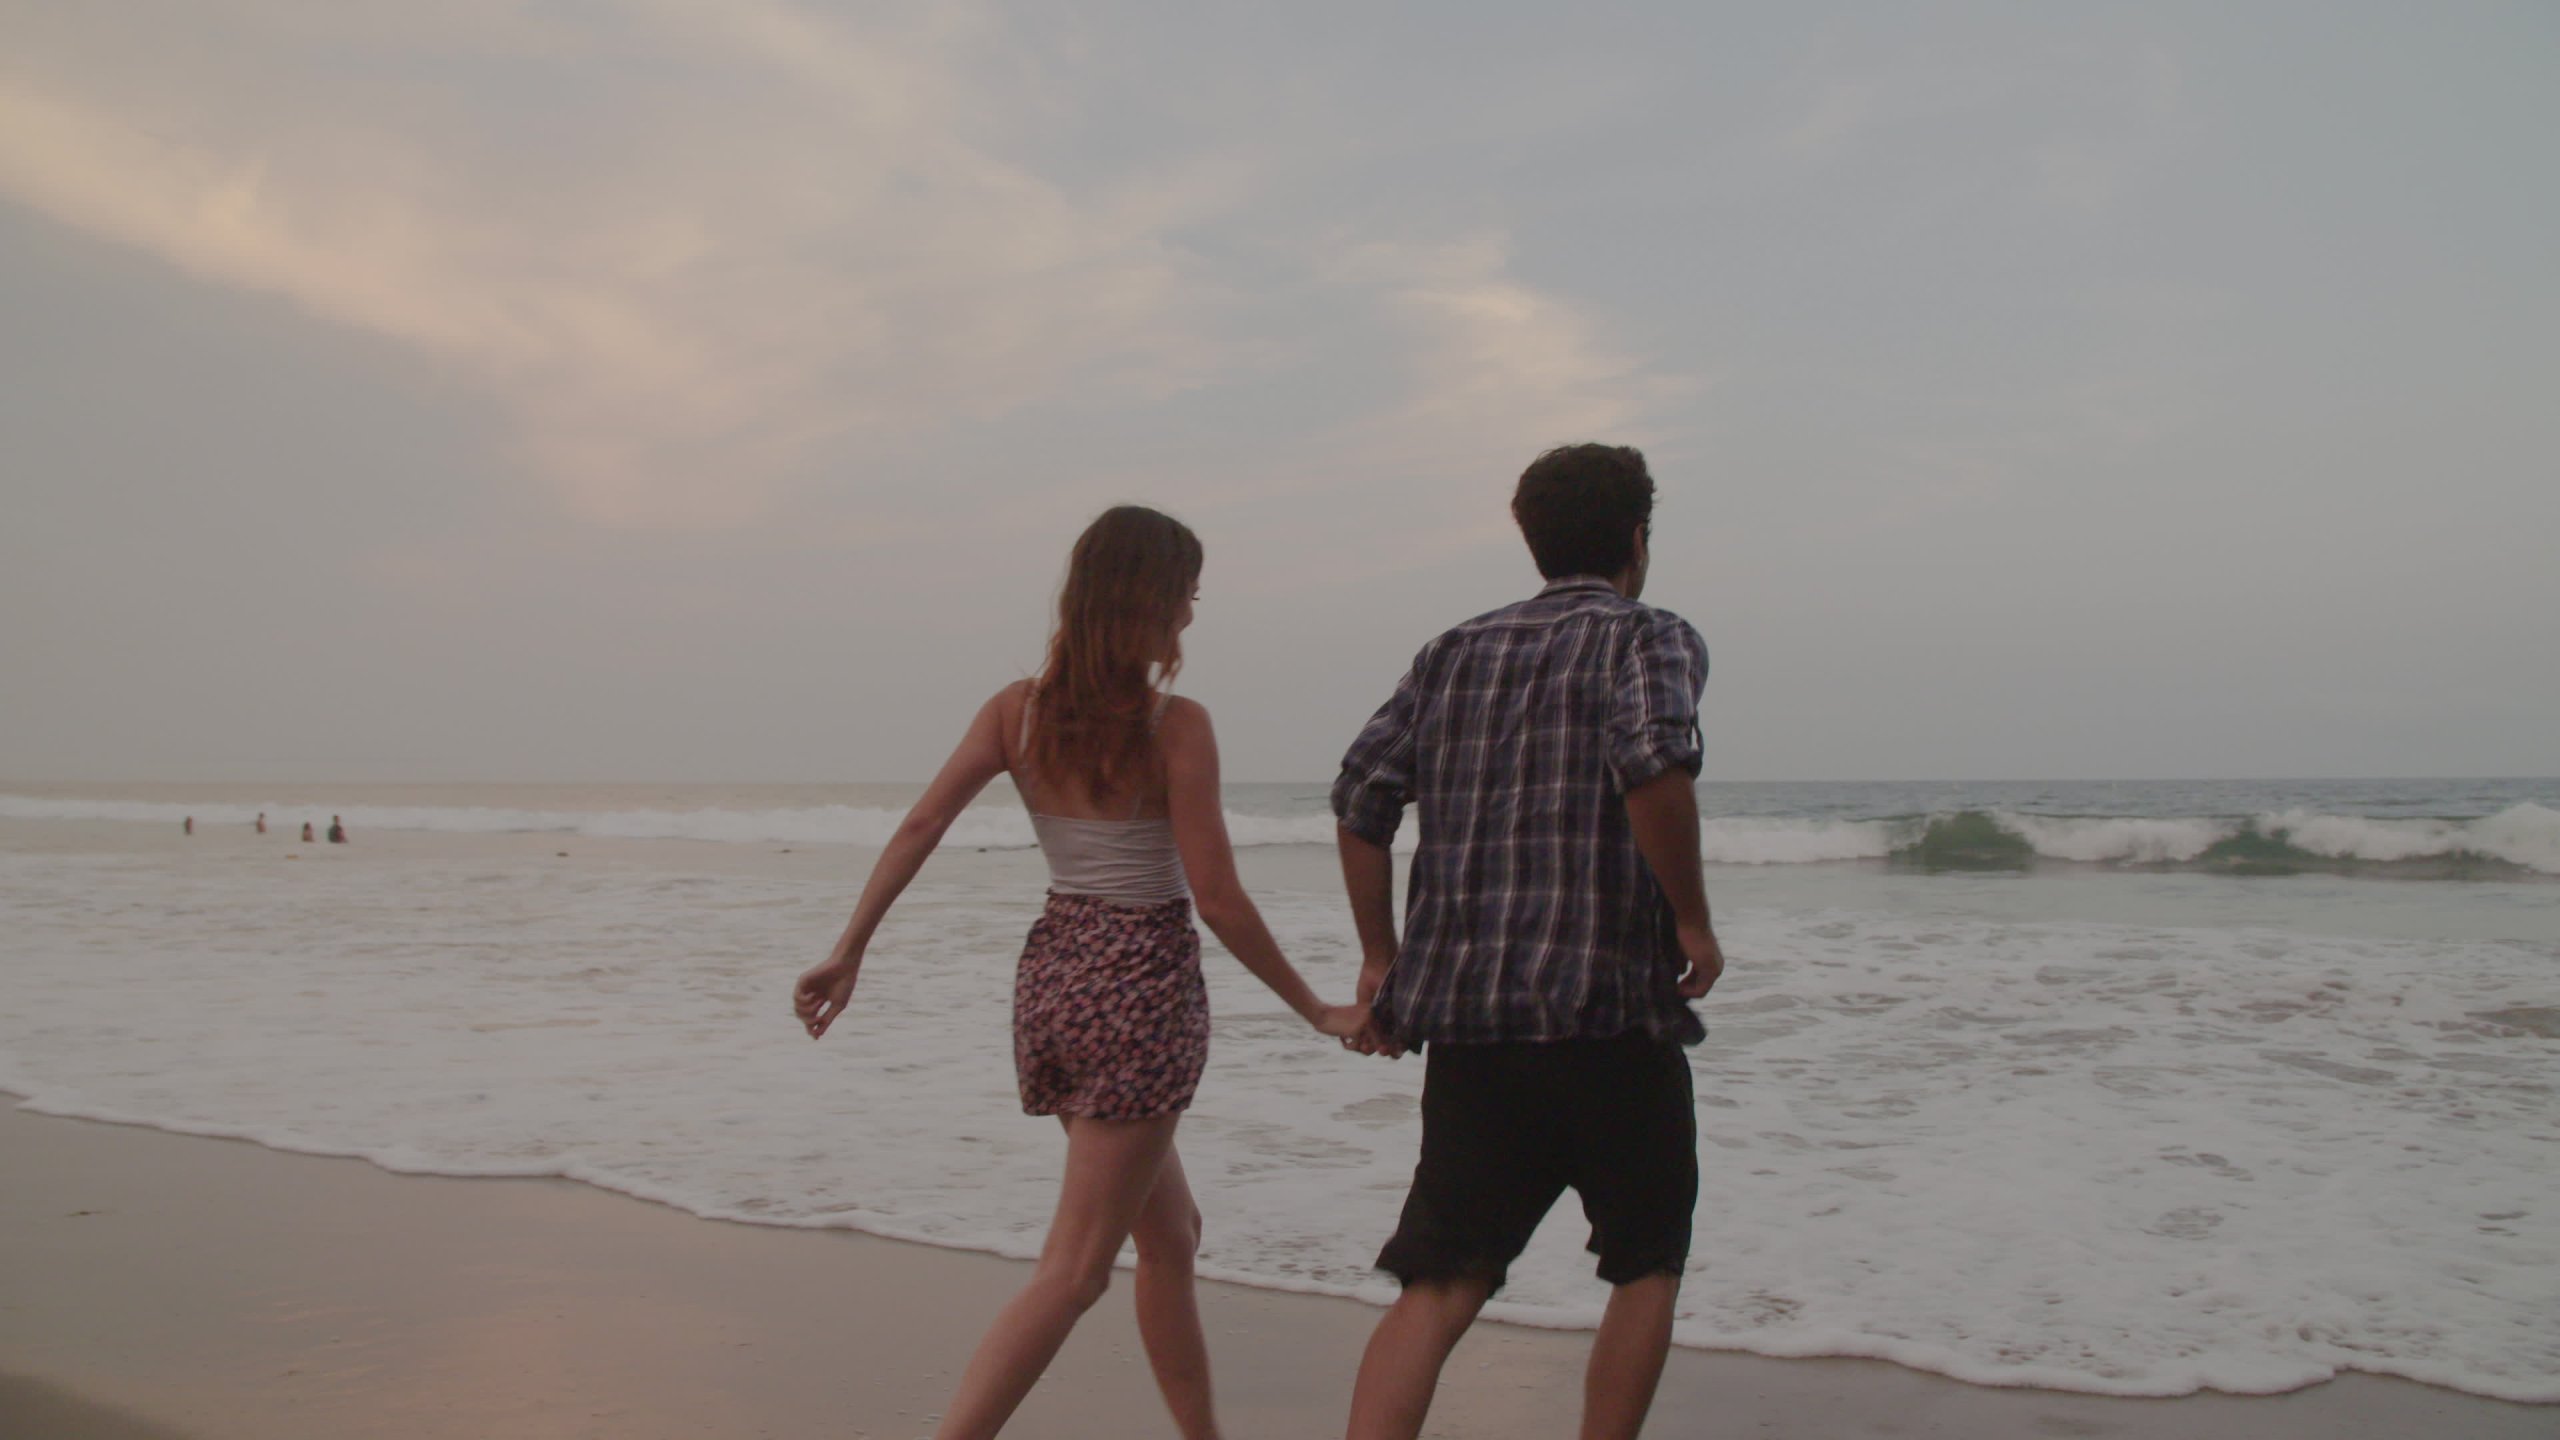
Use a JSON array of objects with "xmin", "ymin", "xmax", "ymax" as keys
[
  {"xmin": 1581, "ymin": 1272, "xmax": 1680, "ymax": 1440},
  {"xmin": 1343, "ymin": 1275, "xmax": 1495, "ymax": 1440}
]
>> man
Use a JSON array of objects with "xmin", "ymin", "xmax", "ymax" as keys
[{"xmin": 1332, "ymin": 443, "xmax": 1725, "ymax": 1440}]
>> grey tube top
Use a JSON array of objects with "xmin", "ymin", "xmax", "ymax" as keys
[
  {"xmin": 1031, "ymin": 812, "xmax": 1190, "ymax": 905},
  {"xmin": 1017, "ymin": 684, "xmax": 1190, "ymax": 904}
]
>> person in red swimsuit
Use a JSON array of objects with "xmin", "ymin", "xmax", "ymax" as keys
[{"xmin": 795, "ymin": 505, "xmax": 1369, "ymax": 1440}]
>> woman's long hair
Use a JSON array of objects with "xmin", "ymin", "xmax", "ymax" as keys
[{"xmin": 1027, "ymin": 506, "xmax": 1203, "ymax": 801}]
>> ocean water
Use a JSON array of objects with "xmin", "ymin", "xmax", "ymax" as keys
[
  {"xmin": 9, "ymin": 778, "xmax": 2557, "ymax": 875},
  {"xmin": 2, "ymin": 778, "xmax": 2555, "ymax": 1402}
]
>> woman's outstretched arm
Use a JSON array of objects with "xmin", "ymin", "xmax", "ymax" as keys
[
  {"xmin": 1158, "ymin": 698, "xmax": 1367, "ymax": 1038},
  {"xmin": 795, "ymin": 685, "xmax": 1017, "ymax": 1038}
]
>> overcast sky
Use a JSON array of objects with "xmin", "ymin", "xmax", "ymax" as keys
[{"xmin": 3, "ymin": 2, "xmax": 2553, "ymax": 783}]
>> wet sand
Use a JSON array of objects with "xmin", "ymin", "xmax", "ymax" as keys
[{"xmin": 3, "ymin": 1103, "xmax": 2550, "ymax": 1439}]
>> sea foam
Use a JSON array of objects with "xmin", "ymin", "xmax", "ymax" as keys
[{"xmin": 3, "ymin": 845, "xmax": 2552, "ymax": 1401}]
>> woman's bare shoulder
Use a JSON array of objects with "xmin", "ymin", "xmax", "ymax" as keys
[
  {"xmin": 1156, "ymin": 696, "xmax": 1217, "ymax": 756},
  {"xmin": 985, "ymin": 678, "xmax": 1037, "ymax": 721},
  {"xmin": 984, "ymin": 680, "xmax": 1037, "ymax": 761}
]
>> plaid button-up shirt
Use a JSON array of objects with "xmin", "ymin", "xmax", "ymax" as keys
[{"xmin": 1332, "ymin": 576, "xmax": 1710, "ymax": 1048}]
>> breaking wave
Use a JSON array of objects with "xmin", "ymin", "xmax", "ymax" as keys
[{"xmin": 1888, "ymin": 805, "xmax": 2560, "ymax": 876}]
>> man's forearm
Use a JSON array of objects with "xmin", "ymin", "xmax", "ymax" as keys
[
  {"xmin": 1623, "ymin": 769, "xmax": 1712, "ymax": 931},
  {"xmin": 1337, "ymin": 828, "xmax": 1400, "ymax": 962}
]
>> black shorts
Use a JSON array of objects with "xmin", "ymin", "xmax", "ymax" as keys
[{"xmin": 1376, "ymin": 1030, "xmax": 1697, "ymax": 1292}]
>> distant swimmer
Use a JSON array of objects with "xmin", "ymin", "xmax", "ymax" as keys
[
  {"xmin": 183, "ymin": 816, "xmax": 194, "ymax": 836},
  {"xmin": 327, "ymin": 815, "xmax": 347, "ymax": 844},
  {"xmin": 255, "ymin": 811, "xmax": 268, "ymax": 835},
  {"xmin": 301, "ymin": 822, "xmax": 316, "ymax": 843}
]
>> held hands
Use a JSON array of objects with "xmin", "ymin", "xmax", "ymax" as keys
[
  {"xmin": 1341, "ymin": 950, "xmax": 1407, "ymax": 1058},
  {"xmin": 1313, "ymin": 1002, "xmax": 1404, "ymax": 1059},
  {"xmin": 1676, "ymin": 923, "xmax": 1725, "ymax": 999},
  {"xmin": 1311, "ymin": 1003, "xmax": 1371, "ymax": 1039},
  {"xmin": 1306, "ymin": 948, "xmax": 1394, "ymax": 1045},
  {"xmin": 1308, "ymin": 953, "xmax": 1404, "ymax": 1057},
  {"xmin": 793, "ymin": 957, "xmax": 858, "ymax": 1039}
]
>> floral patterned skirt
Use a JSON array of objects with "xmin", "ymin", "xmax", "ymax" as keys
[{"xmin": 1013, "ymin": 892, "xmax": 1210, "ymax": 1120}]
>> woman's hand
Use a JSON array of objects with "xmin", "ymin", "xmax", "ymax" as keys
[
  {"xmin": 794, "ymin": 958, "xmax": 858, "ymax": 1039},
  {"xmin": 795, "ymin": 686, "xmax": 1013, "ymax": 1043}
]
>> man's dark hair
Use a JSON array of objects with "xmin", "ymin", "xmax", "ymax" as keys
[{"xmin": 1510, "ymin": 443, "xmax": 1655, "ymax": 580}]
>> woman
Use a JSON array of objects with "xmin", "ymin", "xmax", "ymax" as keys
[{"xmin": 794, "ymin": 505, "xmax": 1367, "ymax": 1440}]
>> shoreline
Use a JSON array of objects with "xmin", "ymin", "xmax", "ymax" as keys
[{"xmin": 6, "ymin": 1102, "xmax": 2551, "ymax": 1439}]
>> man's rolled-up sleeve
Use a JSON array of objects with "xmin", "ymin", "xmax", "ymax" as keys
[
  {"xmin": 1604, "ymin": 612, "xmax": 1708, "ymax": 791},
  {"xmin": 1331, "ymin": 663, "xmax": 1423, "ymax": 847}
]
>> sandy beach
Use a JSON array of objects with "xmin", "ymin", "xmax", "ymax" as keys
[{"xmin": 4, "ymin": 1102, "xmax": 2550, "ymax": 1439}]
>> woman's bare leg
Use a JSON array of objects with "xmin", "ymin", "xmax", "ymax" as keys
[
  {"xmin": 1129, "ymin": 1145, "xmax": 1219, "ymax": 1438},
  {"xmin": 934, "ymin": 1114, "xmax": 1182, "ymax": 1440}
]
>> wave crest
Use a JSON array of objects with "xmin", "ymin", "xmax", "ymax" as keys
[{"xmin": 1888, "ymin": 805, "xmax": 2560, "ymax": 876}]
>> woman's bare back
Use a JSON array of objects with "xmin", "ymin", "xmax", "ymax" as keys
[{"xmin": 997, "ymin": 679, "xmax": 1173, "ymax": 822}]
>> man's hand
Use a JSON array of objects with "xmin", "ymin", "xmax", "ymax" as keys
[
  {"xmin": 1345, "ymin": 1010, "xmax": 1407, "ymax": 1059},
  {"xmin": 1357, "ymin": 952, "xmax": 1393, "ymax": 1008},
  {"xmin": 1336, "ymin": 827, "xmax": 1403, "ymax": 1057},
  {"xmin": 1312, "ymin": 1003, "xmax": 1373, "ymax": 1039},
  {"xmin": 1345, "ymin": 953, "xmax": 1406, "ymax": 1057},
  {"xmin": 1675, "ymin": 923, "xmax": 1725, "ymax": 998}
]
